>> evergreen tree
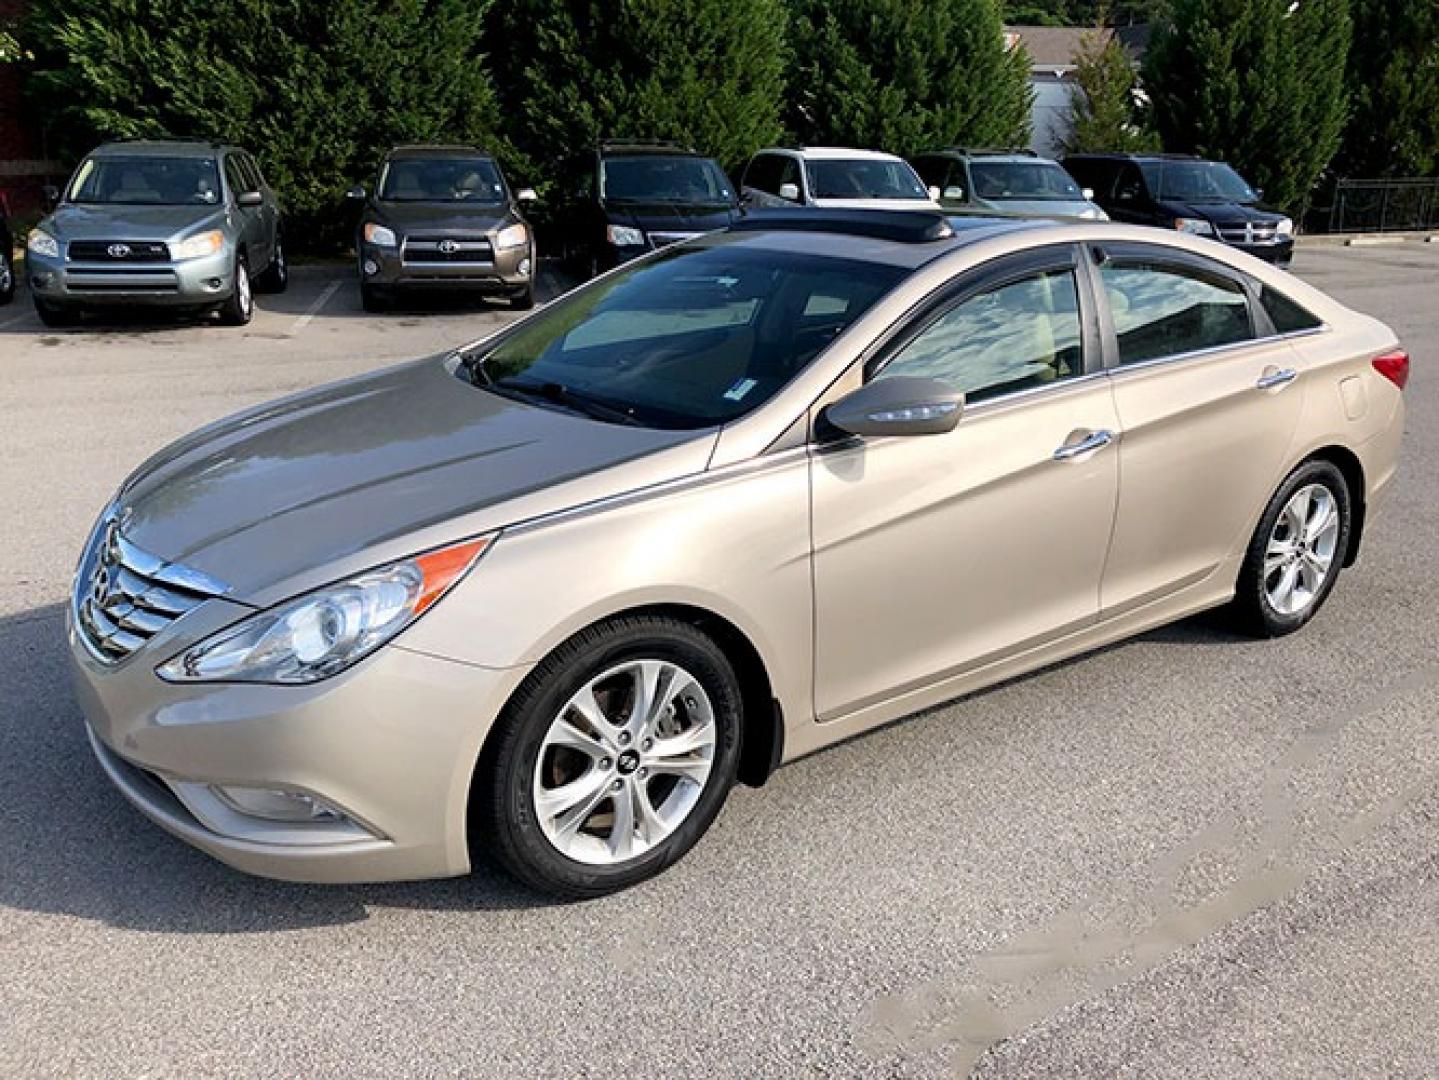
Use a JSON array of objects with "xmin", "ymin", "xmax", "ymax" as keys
[
  {"xmin": 23, "ymin": 0, "xmax": 508, "ymax": 249},
  {"xmin": 492, "ymin": 0, "xmax": 788, "ymax": 179},
  {"xmin": 1145, "ymin": 0, "xmax": 1351, "ymax": 213},
  {"xmin": 1337, "ymin": 0, "xmax": 1439, "ymax": 177},
  {"xmin": 786, "ymin": 0, "xmax": 1032, "ymax": 156},
  {"xmin": 1063, "ymin": 25, "xmax": 1159, "ymax": 152}
]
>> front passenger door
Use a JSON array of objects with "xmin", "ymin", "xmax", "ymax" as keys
[{"xmin": 810, "ymin": 247, "xmax": 1121, "ymax": 721}]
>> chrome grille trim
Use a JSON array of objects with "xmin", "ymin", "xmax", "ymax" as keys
[
  {"xmin": 401, "ymin": 235, "xmax": 495, "ymax": 265},
  {"xmin": 73, "ymin": 514, "xmax": 229, "ymax": 664}
]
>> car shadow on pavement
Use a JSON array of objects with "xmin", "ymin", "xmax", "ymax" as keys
[{"xmin": 0, "ymin": 604, "xmax": 550, "ymax": 934}]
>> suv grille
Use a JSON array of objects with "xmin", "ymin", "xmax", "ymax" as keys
[
  {"xmin": 68, "ymin": 240, "xmax": 171, "ymax": 263},
  {"xmin": 1217, "ymin": 223, "xmax": 1279, "ymax": 245},
  {"xmin": 74, "ymin": 515, "xmax": 227, "ymax": 663},
  {"xmin": 402, "ymin": 235, "xmax": 493, "ymax": 264}
]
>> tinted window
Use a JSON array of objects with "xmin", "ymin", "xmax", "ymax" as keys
[
  {"xmin": 1101, "ymin": 262, "xmax": 1254, "ymax": 364},
  {"xmin": 876, "ymin": 269, "xmax": 1084, "ymax": 402},
  {"xmin": 601, "ymin": 155, "xmax": 733, "ymax": 204},
  {"xmin": 1144, "ymin": 161, "xmax": 1259, "ymax": 204},
  {"xmin": 380, "ymin": 158, "xmax": 506, "ymax": 203},
  {"xmin": 240, "ymin": 154, "xmax": 265, "ymax": 191},
  {"xmin": 970, "ymin": 162, "xmax": 1083, "ymax": 201},
  {"xmin": 744, "ymin": 154, "xmax": 783, "ymax": 195},
  {"xmin": 1063, "ymin": 158, "xmax": 1117, "ymax": 197},
  {"xmin": 223, "ymin": 156, "xmax": 247, "ymax": 198},
  {"xmin": 806, "ymin": 159, "xmax": 929, "ymax": 200},
  {"xmin": 68, "ymin": 156, "xmax": 222, "ymax": 206},
  {"xmin": 1113, "ymin": 163, "xmax": 1146, "ymax": 203},
  {"xmin": 912, "ymin": 156, "xmax": 950, "ymax": 188},
  {"xmin": 1260, "ymin": 285, "xmax": 1322, "ymax": 334},
  {"xmin": 468, "ymin": 239, "xmax": 905, "ymax": 429}
]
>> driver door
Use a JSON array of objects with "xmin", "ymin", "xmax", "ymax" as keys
[{"xmin": 810, "ymin": 246, "xmax": 1121, "ymax": 721}]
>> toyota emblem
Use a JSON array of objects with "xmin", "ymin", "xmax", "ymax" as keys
[
  {"xmin": 107, "ymin": 243, "xmax": 132, "ymax": 259},
  {"xmin": 437, "ymin": 239, "xmax": 461, "ymax": 254}
]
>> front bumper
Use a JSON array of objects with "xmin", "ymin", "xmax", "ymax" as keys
[
  {"xmin": 27, "ymin": 247, "xmax": 237, "ymax": 308},
  {"xmin": 1225, "ymin": 237, "xmax": 1295, "ymax": 265},
  {"xmin": 69, "ymin": 601, "xmax": 531, "ymax": 884},
  {"xmin": 360, "ymin": 239, "xmax": 532, "ymax": 293}
]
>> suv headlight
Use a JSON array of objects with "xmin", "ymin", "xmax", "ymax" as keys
[
  {"xmin": 172, "ymin": 230, "xmax": 225, "ymax": 260},
  {"xmin": 363, "ymin": 222, "xmax": 397, "ymax": 247},
  {"xmin": 495, "ymin": 222, "xmax": 528, "ymax": 251},
  {"xmin": 606, "ymin": 224, "xmax": 645, "ymax": 247},
  {"xmin": 27, "ymin": 229, "xmax": 60, "ymax": 258},
  {"xmin": 1174, "ymin": 218, "xmax": 1216, "ymax": 236},
  {"xmin": 157, "ymin": 535, "xmax": 492, "ymax": 684}
]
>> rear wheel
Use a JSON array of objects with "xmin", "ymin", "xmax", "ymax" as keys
[
  {"xmin": 217, "ymin": 253, "xmax": 253, "ymax": 325},
  {"xmin": 1231, "ymin": 460, "xmax": 1351, "ymax": 637},
  {"xmin": 473, "ymin": 616, "xmax": 742, "ymax": 898}
]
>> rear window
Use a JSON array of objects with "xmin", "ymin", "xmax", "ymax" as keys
[
  {"xmin": 1259, "ymin": 285, "xmax": 1323, "ymax": 334},
  {"xmin": 1101, "ymin": 261, "xmax": 1254, "ymax": 364}
]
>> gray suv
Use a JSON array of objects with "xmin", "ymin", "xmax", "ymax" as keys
[{"xmin": 25, "ymin": 138, "xmax": 287, "ymax": 327}]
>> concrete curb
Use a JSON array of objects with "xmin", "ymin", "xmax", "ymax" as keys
[{"xmin": 1298, "ymin": 231, "xmax": 1439, "ymax": 248}]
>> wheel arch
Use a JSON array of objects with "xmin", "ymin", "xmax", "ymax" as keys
[{"xmin": 1305, "ymin": 445, "xmax": 1366, "ymax": 567}]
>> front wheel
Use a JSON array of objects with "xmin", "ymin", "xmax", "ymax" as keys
[
  {"xmin": 473, "ymin": 616, "xmax": 743, "ymax": 898},
  {"xmin": 217, "ymin": 253, "xmax": 254, "ymax": 325},
  {"xmin": 1231, "ymin": 460, "xmax": 1352, "ymax": 637},
  {"xmin": 0, "ymin": 252, "xmax": 14, "ymax": 305},
  {"xmin": 34, "ymin": 298, "xmax": 78, "ymax": 327}
]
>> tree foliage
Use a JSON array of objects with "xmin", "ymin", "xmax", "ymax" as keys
[
  {"xmin": 786, "ymin": 0, "xmax": 1032, "ymax": 156},
  {"xmin": 1004, "ymin": 0, "xmax": 1169, "ymax": 24},
  {"xmin": 1145, "ymin": 0, "xmax": 1352, "ymax": 212},
  {"xmin": 24, "ymin": 0, "xmax": 508, "ymax": 247},
  {"xmin": 1063, "ymin": 26, "xmax": 1159, "ymax": 152},
  {"xmin": 492, "ymin": 0, "xmax": 788, "ymax": 179},
  {"xmin": 1336, "ymin": 0, "xmax": 1439, "ymax": 177}
]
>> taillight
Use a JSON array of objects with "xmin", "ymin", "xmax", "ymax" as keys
[{"xmin": 1372, "ymin": 349, "xmax": 1410, "ymax": 391}]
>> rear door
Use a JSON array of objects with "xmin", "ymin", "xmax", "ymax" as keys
[
  {"xmin": 1092, "ymin": 242, "xmax": 1307, "ymax": 615},
  {"xmin": 223, "ymin": 153, "xmax": 266, "ymax": 270}
]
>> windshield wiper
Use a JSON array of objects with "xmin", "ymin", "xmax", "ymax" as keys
[{"xmin": 490, "ymin": 377, "xmax": 645, "ymax": 427}]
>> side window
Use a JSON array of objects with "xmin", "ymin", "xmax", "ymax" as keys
[
  {"xmin": 1113, "ymin": 163, "xmax": 1145, "ymax": 203},
  {"xmin": 912, "ymin": 156, "xmax": 947, "ymax": 188},
  {"xmin": 776, "ymin": 156, "xmax": 802, "ymax": 200},
  {"xmin": 744, "ymin": 154, "xmax": 781, "ymax": 194},
  {"xmin": 1101, "ymin": 261, "xmax": 1254, "ymax": 365},
  {"xmin": 243, "ymin": 155, "xmax": 266, "ymax": 191},
  {"xmin": 1259, "ymin": 285, "xmax": 1323, "ymax": 334},
  {"xmin": 222, "ymin": 155, "xmax": 248, "ymax": 200},
  {"xmin": 876, "ymin": 269, "xmax": 1084, "ymax": 403}
]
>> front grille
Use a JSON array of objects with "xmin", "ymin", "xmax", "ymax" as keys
[
  {"xmin": 68, "ymin": 240, "xmax": 170, "ymax": 263},
  {"xmin": 74, "ymin": 515, "xmax": 227, "ymax": 663},
  {"xmin": 1217, "ymin": 223, "xmax": 1280, "ymax": 245},
  {"xmin": 64, "ymin": 268, "xmax": 179, "ymax": 293},
  {"xmin": 402, "ymin": 235, "xmax": 494, "ymax": 264}
]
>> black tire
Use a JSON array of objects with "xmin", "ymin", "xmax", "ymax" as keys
[
  {"xmin": 254, "ymin": 234, "xmax": 289, "ymax": 293},
  {"xmin": 0, "ymin": 252, "xmax": 14, "ymax": 305},
  {"xmin": 508, "ymin": 282, "xmax": 535, "ymax": 311},
  {"xmin": 360, "ymin": 280, "xmax": 389, "ymax": 313},
  {"xmin": 217, "ymin": 253, "xmax": 254, "ymax": 325},
  {"xmin": 34, "ymin": 298, "xmax": 78, "ymax": 327},
  {"xmin": 1231, "ymin": 459, "xmax": 1352, "ymax": 638},
  {"xmin": 473, "ymin": 615, "xmax": 743, "ymax": 899}
]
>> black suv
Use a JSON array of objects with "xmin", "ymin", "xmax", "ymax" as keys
[
  {"xmin": 552, "ymin": 140, "xmax": 740, "ymax": 278},
  {"xmin": 0, "ymin": 195, "xmax": 13, "ymax": 305},
  {"xmin": 1063, "ymin": 153, "xmax": 1294, "ymax": 265},
  {"xmin": 350, "ymin": 145, "xmax": 537, "ymax": 312}
]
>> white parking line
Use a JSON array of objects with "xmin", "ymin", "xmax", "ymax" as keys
[{"xmin": 287, "ymin": 280, "xmax": 342, "ymax": 336}]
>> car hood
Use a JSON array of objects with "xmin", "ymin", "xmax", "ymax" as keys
[
  {"xmin": 811, "ymin": 197, "xmax": 944, "ymax": 212},
  {"xmin": 1157, "ymin": 200, "xmax": 1286, "ymax": 226},
  {"xmin": 371, "ymin": 201, "xmax": 515, "ymax": 234},
  {"xmin": 116, "ymin": 357, "xmax": 711, "ymax": 601},
  {"xmin": 602, "ymin": 201, "xmax": 739, "ymax": 234},
  {"xmin": 45, "ymin": 203, "xmax": 228, "ymax": 242}
]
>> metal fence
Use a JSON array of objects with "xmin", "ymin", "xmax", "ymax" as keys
[{"xmin": 1327, "ymin": 178, "xmax": 1439, "ymax": 234}]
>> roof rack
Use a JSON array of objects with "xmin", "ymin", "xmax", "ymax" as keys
[
  {"xmin": 107, "ymin": 136, "xmax": 222, "ymax": 146},
  {"xmin": 729, "ymin": 209, "xmax": 955, "ymax": 244},
  {"xmin": 943, "ymin": 146, "xmax": 1039, "ymax": 158},
  {"xmin": 599, "ymin": 138, "xmax": 695, "ymax": 154}
]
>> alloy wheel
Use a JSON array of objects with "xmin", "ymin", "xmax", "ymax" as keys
[{"xmin": 1264, "ymin": 483, "xmax": 1340, "ymax": 616}]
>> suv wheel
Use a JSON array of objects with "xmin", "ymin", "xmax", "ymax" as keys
[
  {"xmin": 255, "ymin": 236, "xmax": 288, "ymax": 294},
  {"xmin": 218, "ymin": 253, "xmax": 254, "ymax": 325},
  {"xmin": 0, "ymin": 250, "xmax": 14, "ymax": 305},
  {"xmin": 34, "ymin": 298, "xmax": 78, "ymax": 327},
  {"xmin": 473, "ymin": 615, "xmax": 742, "ymax": 898},
  {"xmin": 360, "ymin": 280, "xmax": 389, "ymax": 313}
]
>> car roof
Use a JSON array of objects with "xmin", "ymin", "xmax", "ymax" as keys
[
  {"xmin": 924, "ymin": 148, "xmax": 1045, "ymax": 162},
  {"xmin": 599, "ymin": 141, "xmax": 704, "ymax": 158},
  {"xmin": 91, "ymin": 140, "xmax": 233, "ymax": 159},
  {"xmin": 385, "ymin": 145, "xmax": 493, "ymax": 160},
  {"xmin": 760, "ymin": 147, "xmax": 908, "ymax": 163},
  {"xmin": 1063, "ymin": 152, "xmax": 1203, "ymax": 163}
]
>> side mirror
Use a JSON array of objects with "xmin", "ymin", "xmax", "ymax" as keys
[
  {"xmin": 236, "ymin": 190, "xmax": 263, "ymax": 208},
  {"xmin": 927, "ymin": 185, "xmax": 942, "ymax": 202},
  {"xmin": 943, "ymin": 185, "xmax": 966, "ymax": 201},
  {"xmin": 516, "ymin": 187, "xmax": 538, "ymax": 204},
  {"xmin": 42, "ymin": 184, "xmax": 60, "ymax": 211},
  {"xmin": 1082, "ymin": 187, "xmax": 1096, "ymax": 201},
  {"xmin": 825, "ymin": 376, "xmax": 964, "ymax": 438},
  {"xmin": 778, "ymin": 181, "xmax": 800, "ymax": 202},
  {"xmin": 345, "ymin": 185, "xmax": 367, "ymax": 201},
  {"xmin": 1253, "ymin": 187, "xmax": 1265, "ymax": 201}
]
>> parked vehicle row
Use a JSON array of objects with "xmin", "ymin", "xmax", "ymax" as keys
[{"xmin": 17, "ymin": 136, "xmax": 1295, "ymax": 327}]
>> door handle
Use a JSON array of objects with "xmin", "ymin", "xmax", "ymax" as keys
[
  {"xmin": 1053, "ymin": 429, "xmax": 1115, "ymax": 461},
  {"xmin": 1256, "ymin": 367, "xmax": 1299, "ymax": 390}
]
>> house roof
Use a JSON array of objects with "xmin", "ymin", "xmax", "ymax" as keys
[{"xmin": 1004, "ymin": 25, "xmax": 1111, "ymax": 69}]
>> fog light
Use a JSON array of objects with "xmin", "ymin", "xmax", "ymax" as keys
[
  {"xmin": 363, "ymin": 259, "xmax": 380, "ymax": 277},
  {"xmin": 517, "ymin": 258, "xmax": 531, "ymax": 278},
  {"xmin": 212, "ymin": 784, "xmax": 345, "ymax": 823},
  {"xmin": 31, "ymin": 272, "xmax": 54, "ymax": 288},
  {"xmin": 204, "ymin": 277, "xmax": 223, "ymax": 291}
]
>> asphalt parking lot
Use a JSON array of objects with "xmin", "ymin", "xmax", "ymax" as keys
[{"xmin": 1, "ymin": 245, "xmax": 1436, "ymax": 1078}]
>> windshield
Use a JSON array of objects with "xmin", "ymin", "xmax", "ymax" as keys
[
  {"xmin": 379, "ymin": 158, "xmax": 506, "ymax": 203},
  {"xmin": 970, "ymin": 161, "xmax": 1083, "ymax": 201},
  {"xmin": 463, "ymin": 239, "xmax": 905, "ymax": 429},
  {"xmin": 1143, "ymin": 161, "xmax": 1259, "ymax": 204},
  {"xmin": 806, "ymin": 159, "xmax": 929, "ymax": 201},
  {"xmin": 601, "ymin": 155, "xmax": 734, "ymax": 204},
  {"xmin": 67, "ymin": 156, "xmax": 222, "ymax": 206}
]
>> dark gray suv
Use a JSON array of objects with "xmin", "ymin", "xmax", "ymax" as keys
[{"xmin": 25, "ymin": 139, "xmax": 288, "ymax": 327}]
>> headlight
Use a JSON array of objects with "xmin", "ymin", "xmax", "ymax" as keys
[
  {"xmin": 363, "ymin": 222, "xmax": 397, "ymax": 247},
  {"xmin": 606, "ymin": 224, "xmax": 645, "ymax": 247},
  {"xmin": 1174, "ymin": 218, "xmax": 1216, "ymax": 236},
  {"xmin": 27, "ymin": 229, "xmax": 60, "ymax": 258},
  {"xmin": 157, "ymin": 535, "xmax": 493, "ymax": 684},
  {"xmin": 495, "ymin": 222, "xmax": 528, "ymax": 251},
  {"xmin": 1276, "ymin": 217, "xmax": 1294, "ymax": 236},
  {"xmin": 171, "ymin": 230, "xmax": 225, "ymax": 260}
]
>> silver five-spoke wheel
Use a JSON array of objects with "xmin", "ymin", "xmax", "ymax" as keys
[
  {"xmin": 1264, "ymin": 483, "xmax": 1340, "ymax": 616},
  {"xmin": 533, "ymin": 659, "xmax": 716, "ymax": 865}
]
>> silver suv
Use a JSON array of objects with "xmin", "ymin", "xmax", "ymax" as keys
[{"xmin": 25, "ymin": 139, "xmax": 288, "ymax": 327}]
